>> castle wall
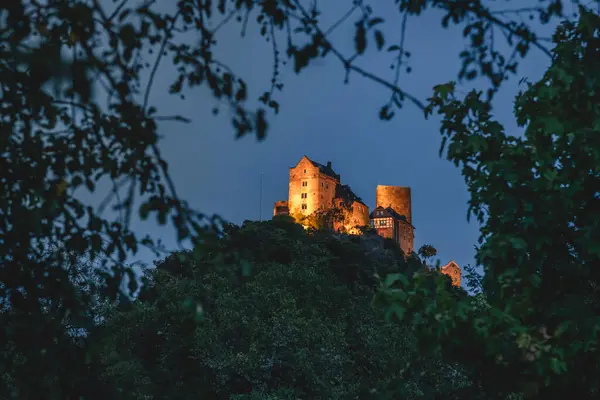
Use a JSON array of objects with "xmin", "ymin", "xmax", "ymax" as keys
[
  {"xmin": 317, "ymin": 175, "xmax": 338, "ymax": 211},
  {"xmin": 375, "ymin": 226, "xmax": 395, "ymax": 241},
  {"xmin": 273, "ymin": 200, "xmax": 289, "ymax": 216},
  {"xmin": 441, "ymin": 261, "xmax": 461, "ymax": 287},
  {"xmin": 288, "ymin": 157, "xmax": 339, "ymax": 222},
  {"xmin": 333, "ymin": 200, "xmax": 370, "ymax": 234},
  {"xmin": 397, "ymin": 222, "xmax": 414, "ymax": 255},
  {"xmin": 376, "ymin": 185, "xmax": 412, "ymax": 224}
]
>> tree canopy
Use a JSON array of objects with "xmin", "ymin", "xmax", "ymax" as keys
[
  {"xmin": 95, "ymin": 218, "xmax": 468, "ymax": 399},
  {"xmin": 374, "ymin": 8, "xmax": 600, "ymax": 399}
]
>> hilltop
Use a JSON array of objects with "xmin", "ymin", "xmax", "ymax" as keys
[{"xmin": 94, "ymin": 216, "xmax": 468, "ymax": 399}]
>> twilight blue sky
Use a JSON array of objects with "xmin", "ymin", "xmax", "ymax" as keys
[{"xmin": 103, "ymin": 1, "xmax": 562, "ymax": 275}]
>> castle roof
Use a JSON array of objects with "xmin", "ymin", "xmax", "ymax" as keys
[
  {"xmin": 370, "ymin": 206, "xmax": 415, "ymax": 228},
  {"xmin": 441, "ymin": 260, "xmax": 460, "ymax": 270},
  {"xmin": 305, "ymin": 156, "xmax": 340, "ymax": 180},
  {"xmin": 335, "ymin": 184, "xmax": 366, "ymax": 206}
]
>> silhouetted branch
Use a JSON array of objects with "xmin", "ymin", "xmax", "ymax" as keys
[
  {"xmin": 292, "ymin": 0, "xmax": 426, "ymax": 110},
  {"xmin": 143, "ymin": 11, "xmax": 181, "ymax": 111},
  {"xmin": 324, "ymin": 4, "xmax": 359, "ymax": 35}
]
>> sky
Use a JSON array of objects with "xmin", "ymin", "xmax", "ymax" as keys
[{"xmin": 102, "ymin": 1, "xmax": 560, "ymax": 278}]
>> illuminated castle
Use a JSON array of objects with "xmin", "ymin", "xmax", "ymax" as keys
[{"xmin": 273, "ymin": 156, "xmax": 461, "ymax": 287}]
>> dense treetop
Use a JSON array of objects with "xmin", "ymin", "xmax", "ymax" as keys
[{"xmin": 95, "ymin": 218, "xmax": 467, "ymax": 399}]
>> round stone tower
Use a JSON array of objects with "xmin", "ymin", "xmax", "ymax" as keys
[{"xmin": 375, "ymin": 185, "xmax": 412, "ymax": 224}]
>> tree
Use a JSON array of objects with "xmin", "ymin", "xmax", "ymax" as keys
[
  {"xmin": 374, "ymin": 8, "xmax": 600, "ymax": 399},
  {"xmin": 95, "ymin": 219, "xmax": 468, "ymax": 399},
  {"xmin": 304, "ymin": 206, "xmax": 346, "ymax": 231},
  {"xmin": 0, "ymin": 243, "xmax": 117, "ymax": 398},
  {"xmin": 2, "ymin": 0, "xmax": 598, "ymax": 396},
  {"xmin": 418, "ymin": 244, "xmax": 438, "ymax": 265}
]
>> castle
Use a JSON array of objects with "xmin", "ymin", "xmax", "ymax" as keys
[{"xmin": 273, "ymin": 156, "xmax": 461, "ymax": 287}]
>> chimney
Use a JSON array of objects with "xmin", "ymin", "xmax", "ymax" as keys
[{"xmin": 326, "ymin": 161, "xmax": 332, "ymax": 169}]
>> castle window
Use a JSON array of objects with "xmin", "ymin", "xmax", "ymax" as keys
[
  {"xmin": 326, "ymin": 184, "xmax": 329, "ymax": 189},
  {"xmin": 321, "ymin": 182, "xmax": 324, "ymax": 188},
  {"xmin": 302, "ymin": 181, "xmax": 307, "ymax": 187},
  {"xmin": 301, "ymin": 204, "xmax": 307, "ymax": 210},
  {"xmin": 303, "ymin": 169, "xmax": 306, "ymax": 173},
  {"xmin": 375, "ymin": 218, "xmax": 392, "ymax": 228},
  {"xmin": 301, "ymin": 193, "xmax": 307, "ymax": 199}
]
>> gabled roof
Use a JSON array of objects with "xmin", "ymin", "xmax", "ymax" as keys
[
  {"xmin": 441, "ymin": 261, "xmax": 460, "ymax": 270},
  {"xmin": 370, "ymin": 206, "xmax": 415, "ymax": 228},
  {"xmin": 370, "ymin": 206, "xmax": 398, "ymax": 219},
  {"xmin": 335, "ymin": 184, "xmax": 366, "ymax": 206},
  {"xmin": 295, "ymin": 155, "xmax": 340, "ymax": 180},
  {"xmin": 310, "ymin": 160, "xmax": 338, "ymax": 179}
]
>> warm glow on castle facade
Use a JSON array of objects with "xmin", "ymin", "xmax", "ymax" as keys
[
  {"xmin": 441, "ymin": 261, "xmax": 461, "ymax": 287},
  {"xmin": 273, "ymin": 156, "xmax": 461, "ymax": 287}
]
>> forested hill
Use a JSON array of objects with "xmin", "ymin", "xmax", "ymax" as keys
[{"xmin": 94, "ymin": 216, "xmax": 467, "ymax": 399}]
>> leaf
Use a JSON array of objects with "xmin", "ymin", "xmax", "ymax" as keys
[
  {"xmin": 355, "ymin": 20, "xmax": 367, "ymax": 55},
  {"xmin": 368, "ymin": 17, "xmax": 384, "ymax": 27},
  {"xmin": 550, "ymin": 357, "xmax": 567, "ymax": 374},
  {"xmin": 385, "ymin": 303, "xmax": 406, "ymax": 322},
  {"xmin": 256, "ymin": 108, "xmax": 267, "ymax": 140},
  {"xmin": 432, "ymin": 81, "xmax": 455, "ymax": 100},
  {"xmin": 383, "ymin": 273, "xmax": 408, "ymax": 288},
  {"xmin": 85, "ymin": 178, "xmax": 95, "ymax": 191},
  {"xmin": 374, "ymin": 30, "xmax": 385, "ymax": 51},
  {"xmin": 55, "ymin": 179, "xmax": 68, "ymax": 196},
  {"xmin": 139, "ymin": 202, "xmax": 151, "ymax": 220},
  {"xmin": 554, "ymin": 321, "xmax": 570, "ymax": 337},
  {"xmin": 379, "ymin": 104, "xmax": 394, "ymax": 120}
]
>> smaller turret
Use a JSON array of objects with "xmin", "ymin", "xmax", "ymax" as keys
[
  {"xmin": 273, "ymin": 200, "xmax": 289, "ymax": 216},
  {"xmin": 441, "ymin": 261, "xmax": 461, "ymax": 287}
]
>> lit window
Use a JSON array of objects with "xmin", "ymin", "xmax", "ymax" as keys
[
  {"xmin": 301, "ymin": 204, "xmax": 307, "ymax": 210},
  {"xmin": 301, "ymin": 193, "xmax": 307, "ymax": 199}
]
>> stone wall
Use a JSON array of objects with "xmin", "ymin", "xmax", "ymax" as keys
[
  {"xmin": 288, "ymin": 157, "xmax": 319, "ymax": 219},
  {"xmin": 273, "ymin": 200, "xmax": 289, "ymax": 216},
  {"xmin": 397, "ymin": 222, "xmax": 414, "ymax": 255},
  {"xmin": 375, "ymin": 225, "xmax": 395, "ymax": 241},
  {"xmin": 441, "ymin": 261, "xmax": 461, "ymax": 287},
  {"xmin": 288, "ymin": 157, "xmax": 339, "ymax": 222},
  {"xmin": 333, "ymin": 200, "xmax": 370, "ymax": 235}
]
